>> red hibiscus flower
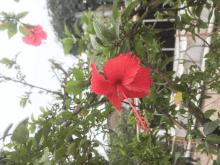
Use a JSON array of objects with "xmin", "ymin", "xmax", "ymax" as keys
[
  {"xmin": 90, "ymin": 52, "xmax": 153, "ymax": 132},
  {"xmin": 22, "ymin": 25, "xmax": 47, "ymax": 46}
]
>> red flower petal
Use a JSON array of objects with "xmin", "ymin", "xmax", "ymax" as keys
[
  {"xmin": 90, "ymin": 61, "xmax": 114, "ymax": 95},
  {"xmin": 22, "ymin": 25, "xmax": 47, "ymax": 46},
  {"xmin": 103, "ymin": 52, "xmax": 140, "ymax": 85},
  {"xmin": 124, "ymin": 66, "xmax": 153, "ymax": 94},
  {"xmin": 106, "ymin": 90, "xmax": 121, "ymax": 110}
]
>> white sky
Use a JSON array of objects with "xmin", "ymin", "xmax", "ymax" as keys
[{"xmin": 0, "ymin": 0, "xmax": 107, "ymax": 159}]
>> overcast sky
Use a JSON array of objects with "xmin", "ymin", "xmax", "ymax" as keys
[{"xmin": 0, "ymin": 0, "xmax": 107, "ymax": 158}]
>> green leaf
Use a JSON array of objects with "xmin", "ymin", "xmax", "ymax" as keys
[
  {"xmin": 20, "ymin": 98, "xmax": 27, "ymax": 108},
  {"xmin": 14, "ymin": 0, "xmax": 20, "ymax": 2},
  {"xmin": 112, "ymin": 0, "xmax": 120, "ymax": 20},
  {"xmin": 90, "ymin": 34, "xmax": 100, "ymax": 50},
  {"xmin": 55, "ymin": 147, "xmax": 66, "ymax": 161},
  {"xmin": 93, "ymin": 17, "xmax": 115, "ymax": 41},
  {"xmin": 200, "ymin": 22, "xmax": 208, "ymax": 29},
  {"xmin": 206, "ymin": 134, "xmax": 220, "ymax": 144},
  {"xmin": 216, "ymin": 149, "xmax": 220, "ymax": 165},
  {"xmin": 111, "ymin": 16, "xmax": 120, "ymax": 39},
  {"xmin": 150, "ymin": 87, "xmax": 157, "ymax": 102},
  {"xmin": 14, "ymin": 117, "xmax": 29, "ymax": 132},
  {"xmin": 16, "ymin": 11, "xmax": 29, "ymax": 19},
  {"xmin": 68, "ymin": 143, "xmax": 75, "ymax": 155},
  {"xmin": 27, "ymin": 140, "xmax": 32, "ymax": 152},
  {"xmin": 0, "ymin": 24, "xmax": 7, "ymax": 31},
  {"xmin": 19, "ymin": 25, "xmax": 29, "ymax": 37},
  {"xmin": 7, "ymin": 22, "xmax": 17, "ymax": 39},
  {"xmin": 22, "ymin": 23, "xmax": 37, "ymax": 29},
  {"xmin": 75, "ymin": 21, "xmax": 81, "ymax": 37},
  {"xmin": 33, "ymin": 159, "xmax": 39, "ymax": 165},
  {"xmin": 122, "ymin": 0, "xmax": 138, "ymax": 21},
  {"xmin": 61, "ymin": 38, "xmax": 76, "ymax": 55},
  {"xmin": 11, "ymin": 125, "xmax": 29, "ymax": 144},
  {"xmin": 65, "ymin": 80, "xmax": 84, "ymax": 95},
  {"xmin": 73, "ymin": 67, "xmax": 85, "ymax": 82},
  {"xmin": 64, "ymin": 24, "xmax": 71, "ymax": 37},
  {"xmin": 204, "ymin": 109, "xmax": 217, "ymax": 119},
  {"xmin": 65, "ymin": 99, "xmax": 71, "ymax": 110},
  {"xmin": 121, "ymin": 40, "xmax": 130, "ymax": 54},
  {"xmin": 113, "ymin": 160, "xmax": 127, "ymax": 165},
  {"xmin": 205, "ymin": 141, "xmax": 211, "ymax": 153},
  {"xmin": 76, "ymin": 155, "xmax": 85, "ymax": 165},
  {"xmin": 160, "ymin": 57, "xmax": 174, "ymax": 71},
  {"xmin": 35, "ymin": 129, "xmax": 43, "ymax": 146},
  {"xmin": 42, "ymin": 122, "xmax": 52, "ymax": 141},
  {"xmin": 78, "ymin": 39, "xmax": 84, "ymax": 54},
  {"xmin": 90, "ymin": 49, "xmax": 103, "ymax": 65},
  {"xmin": 39, "ymin": 147, "xmax": 49, "ymax": 163},
  {"xmin": 203, "ymin": 120, "xmax": 219, "ymax": 135},
  {"xmin": 196, "ymin": 143, "xmax": 205, "ymax": 150},
  {"xmin": 61, "ymin": 111, "xmax": 72, "ymax": 120},
  {"xmin": 2, "ymin": 123, "xmax": 13, "ymax": 143},
  {"xmin": 169, "ymin": 84, "xmax": 186, "ymax": 92}
]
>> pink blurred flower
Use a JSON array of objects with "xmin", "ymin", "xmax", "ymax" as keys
[{"xmin": 22, "ymin": 25, "xmax": 47, "ymax": 46}]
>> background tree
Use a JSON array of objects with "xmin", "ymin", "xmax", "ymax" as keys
[{"xmin": 46, "ymin": 0, "xmax": 123, "ymax": 56}]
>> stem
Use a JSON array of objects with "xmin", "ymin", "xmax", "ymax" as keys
[{"xmin": 118, "ymin": 86, "xmax": 149, "ymax": 133}]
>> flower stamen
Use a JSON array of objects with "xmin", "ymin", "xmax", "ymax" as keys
[{"xmin": 118, "ymin": 86, "xmax": 150, "ymax": 133}]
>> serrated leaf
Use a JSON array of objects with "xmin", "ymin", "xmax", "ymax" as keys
[
  {"xmin": 61, "ymin": 38, "xmax": 76, "ymax": 55},
  {"xmin": 204, "ymin": 109, "xmax": 217, "ymax": 119},
  {"xmin": 90, "ymin": 34, "xmax": 100, "ymax": 50},
  {"xmin": 111, "ymin": 16, "xmax": 120, "ymax": 39},
  {"xmin": 2, "ymin": 123, "xmax": 13, "ymax": 143},
  {"xmin": 122, "ymin": 0, "xmax": 138, "ymax": 21},
  {"xmin": 16, "ymin": 11, "xmax": 29, "ymax": 19},
  {"xmin": 75, "ymin": 21, "xmax": 81, "ymax": 37},
  {"xmin": 175, "ymin": 92, "xmax": 182, "ymax": 105},
  {"xmin": 73, "ymin": 67, "xmax": 85, "ymax": 82},
  {"xmin": 90, "ymin": 49, "xmax": 104, "ymax": 65},
  {"xmin": 65, "ymin": 80, "xmax": 84, "ymax": 95},
  {"xmin": 14, "ymin": 117, "xmax": 29, "ymax": 132},
  {"xmin": 11, "ymin": 125, "xmax": 29, "ymax": 144},
  {"xmin": 160, "ymin": 57, "xmax": 174, "ymax": 70},
  {"xmin": 112, "ymin": 0, "xmax": 120, "ymax": 20},
  {"xmin": 93, "ymin": 17, "xmax": 115, "ymax": 41},
  {"xmin": 64, "ymin": 23, "xmax": 71, "ymax": 37}
]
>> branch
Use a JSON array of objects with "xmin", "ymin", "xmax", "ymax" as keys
[
  {"xmin": 0, "ymin": 75, "xmax": 63, "ymax": 98},
  {"xmin": 140, "ymin": 58, "xmax": 175, "ymax": 85}
]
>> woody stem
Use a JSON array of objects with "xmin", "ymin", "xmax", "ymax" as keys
[{"xmin": 118, "ymin": 87, "xmax": 148, "ymax": 132}]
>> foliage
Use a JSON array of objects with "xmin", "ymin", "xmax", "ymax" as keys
[
  {"xmin": 1, "ymin": 0, "xmax": 220, "ymax": 164},
  {"xmin": 46, "ymin": 0, "xmax": 123, "ymax": 56}
]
